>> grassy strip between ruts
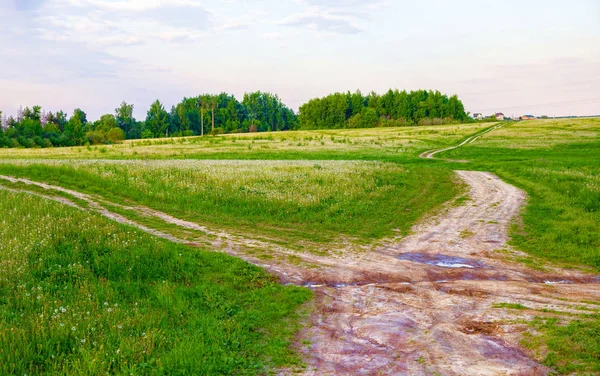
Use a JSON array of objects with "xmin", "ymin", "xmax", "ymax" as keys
[{"xmin": 0, "ymin": 189, "xmax": 311, "ymax": 375}]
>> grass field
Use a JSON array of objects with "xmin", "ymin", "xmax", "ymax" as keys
[
  {"xmin": 0, "ymin": 189, "xmax": 311, "ymax": 375},
  {"xmin": 0, "ymin": 160, "xmax": 459, "ymax": 246},
  {"xmin": 0, "ymin": 123, "xmax": 491, "ymax": 162},
  {"xmin": 0, "ymin": 118, "xmax": 599, "ymax": 373}
]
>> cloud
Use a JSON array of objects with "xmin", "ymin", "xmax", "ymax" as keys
[
  {"xmin": 31, "ymin": 0, "xmax": 212, "ymax": 48},
  {"xmin": 278, "ymin": 9, "xmax": 362, "ymax": 34},
  {"xmin": 14, "ymin": 0, "xmax": 46, "ymax": 11},
  {"xmin": 280, "ymin": 14, "xmax": 361, "ymax": 34},
  {"xmin": 278, "ymin": 0, "xmax": 387, "ymax": 34}
]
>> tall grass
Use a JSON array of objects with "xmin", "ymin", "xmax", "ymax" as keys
[{"xmin": 0, "ymin": 190, "xmax": 311, "ymax": 375}]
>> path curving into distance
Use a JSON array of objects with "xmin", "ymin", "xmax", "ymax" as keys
[
  {"xmin": 1, "ymin": 125, "xmax": 599, "ymax": 374},
  {"xmin": 419, "ymin": 122, "xmax": 507, "ymax": 160}
]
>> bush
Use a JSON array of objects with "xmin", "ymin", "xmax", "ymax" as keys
[
  {"xmin": 86, "ymin": 131, "xmax": 107, "ymax": 145},
  {"xmin": 23, "ymin": 138, "xmax": 37, "ymax": 148},
  {"xmin": 141, "ymin": 129, "xmax": 155, "ymax": 139},
  {"xmin": 106, "ymin": 127, "xmax": 125, "ymax": 143}
]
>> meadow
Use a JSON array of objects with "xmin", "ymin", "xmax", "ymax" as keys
[
  {"xmin": 0, "ymin": 189, "xmax": 311, "ymax": 375},
  {"xmin": 0, "ymin": 160, "xmax": 459, "ymax": 246},
  {"xmin": 0, "ymin": 118, "xmax": 599, "ymax": 373},
  {"xmin": 0, "ymin": 123, "xmax": 490, "ymax": 161}
]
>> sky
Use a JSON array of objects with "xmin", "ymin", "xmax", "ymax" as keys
[{"xmin": 0, "ymin": 0, "xmax": 599, "ymax": 120}]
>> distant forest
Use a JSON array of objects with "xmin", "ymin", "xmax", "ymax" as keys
[
  {"xmin": 299, "ymin": 90, "xmax": 468, "ymax": 129},
  {"xmin": 0, "ymin": 89, "xmax": 469, "ymax": 148}
]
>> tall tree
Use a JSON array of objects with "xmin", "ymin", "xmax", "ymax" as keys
[
  {"xmin": 146, "ymin": 100, "xmax": 169, "ymax": 137},
  {"xmin": 115, "ymin": 101, "xmax": 135, "ymax": 138}
]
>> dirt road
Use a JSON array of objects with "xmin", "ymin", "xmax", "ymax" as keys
[{"xmin": 296, "ymin": 170, "xmax": 600, "ymax": 375}]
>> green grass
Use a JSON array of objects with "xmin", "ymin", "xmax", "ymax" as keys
[
  {"xmin": 522, "ymin": 316, "xmax": 600, "ymax": 374},
  {"xmin": 0, "ymin": 123, "xmax": 491, "ymax": 162},
  {"xmin": 492, "ymin": 302, "xmax": 528, "ymax": 310},
  {"xmin": 0, "ymin": 190, "xmax": 311, "ymax": 375},
  {"xmin": 0, "ymin": 160, "xmax": 461, "ymax": 246}
]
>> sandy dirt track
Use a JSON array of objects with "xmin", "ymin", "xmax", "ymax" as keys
[
  {"xmin": 295, "ymin": 171, "xmax": 599, "ymax": 375},
  {"xmin": 1, "ymin": 167, "xmax": 599, "ymax": 375}
]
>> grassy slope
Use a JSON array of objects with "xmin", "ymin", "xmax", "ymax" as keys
[{"xmin": 0, "ymin": 190, "xmax": 311, "ymax": 375}]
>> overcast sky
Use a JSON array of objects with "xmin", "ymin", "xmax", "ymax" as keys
[{"xmin": 1, "ymin": 0, "xmax": 599, "ymax": 119}]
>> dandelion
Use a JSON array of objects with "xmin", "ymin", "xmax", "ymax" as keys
[{"xmin": 71, "ymin": 326, "xmax": 76, "ymax": 331}]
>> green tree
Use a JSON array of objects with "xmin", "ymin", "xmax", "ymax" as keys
[
  {"xmin": 64, "ymin": 109, "xmax": 86, "ymax": 146},
  {"xmin": 115, "ymin": 101, "xmax": 135, "ymax": 138},
  {"xmin": 95, "ymin": 114, "xmax": 118, "ymax": 133},
  {"xmin": 145, "ymin": 100, "xmax": 169, "ymax": 138}
]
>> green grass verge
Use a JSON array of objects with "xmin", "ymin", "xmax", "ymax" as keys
[{"xmin": 522, "ymin": 316, "xmax": 600, "ymax": 374}]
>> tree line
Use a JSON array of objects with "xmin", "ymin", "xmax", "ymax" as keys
[
  {"xmin": 0, "ymin": 89, "xmax": 469, "ymax": 148},
  {"xmin": 298, "ymin": 89, "xmax": 468, "ymax": 129}
]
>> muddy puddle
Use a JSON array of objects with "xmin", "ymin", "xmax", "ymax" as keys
[{"xmin": 397, "ymin": 252, "xmax": 488, "ymax": 269}]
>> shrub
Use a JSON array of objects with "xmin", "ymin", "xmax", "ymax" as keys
[
  {"xmin": 86, "ymin": 131, "xmax": 107, "ymax": 145},
  {"xmin": 106, "ymin": 127, "xmax": 125, "ymax": 143},
  {"xmin": 141, "ymin": 129, "xmax": 155, "ymax": 139}
]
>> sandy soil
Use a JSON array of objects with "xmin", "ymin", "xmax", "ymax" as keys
[{"xmin": 1, "ymin": 167, "xmax": 599, "ymax": 375}]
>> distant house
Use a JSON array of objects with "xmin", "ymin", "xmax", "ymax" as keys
[
  {"xmin": 521, "ymin": 114, "xmax": 535, "ymax": 120},
  {"xmin": 495, "ymin": 113, "xmax": 505, "ymax": 121},
  {"xmin": 473, "ymin": 113, "xmax": 483, "ymax": 120}
]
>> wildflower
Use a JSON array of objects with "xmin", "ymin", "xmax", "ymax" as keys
[{"xmin": 72, "ymin": 326, "xmax": 76, "ymax": 331}]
